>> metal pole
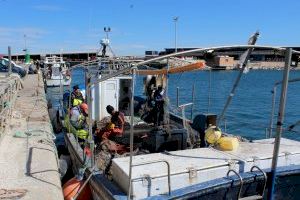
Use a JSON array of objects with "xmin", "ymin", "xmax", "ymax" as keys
[
  {"xmin": 175, "ymin": 21, "xmax": 177, "ymax": 53},
  {"xmin": 128, "ymin": 67, "xmax": 136, "ymax": 199},
  {"xmin": 174, "ymin": 17, "xmax": 178, "ymax": 53},
  {"xmin": 86, "ymin": 68, "xmax": 95, "ymax": 168},
  {"xmin": 218, "ymin": 31, "xmax": 260, "ymax": 125},
  {"xmin": 190, "ymin": 83, "xmax": 195, "ymax": 119},
  {"xmin": 24, "ymin": 34, "xmax": 27, "ymax": 51},
  {"xmin": 267, "ymin": 48, "xmax": 292, "ymax": 200},
  {"xmin": 269, "ymin": 86, "xmax": 276, "ymax": 138},
  {"xmin": 176, "ymin": 87, "xmax": 179, "ymax": 107},
  {"xmin": 207, "ymin": 69, "xmax": 212, "ymax": 113},
  {"xmin": 164, "ymin": 59, "xmax": 170, "ymax": 125},
  {"xmin": 8, "ymin": 46, "xmax": 12, "ymax": 76}
]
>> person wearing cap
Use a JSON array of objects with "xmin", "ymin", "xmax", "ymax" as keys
[
  {"xmin": 71, "ymin": 85, "xmax": 84, "ymax": 107},
  {"xmin": 70, "ymin": 103, "xmax": 88, "ymax": 129},
  {"xmin": 96, "ymin": 105, "xmax": 125, "ymax": 140}
]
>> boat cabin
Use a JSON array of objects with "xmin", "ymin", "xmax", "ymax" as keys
[
  {"xmin": 88, "ymin": 67, "xmax": 189, "ymax": 153},
  {"xmin": 91, "ymin": 75, "xmax": 132, "ymax": 121},
  {"xmin": 43, "ymin": 56, "xmax": 70, "ymax": 86},
  {"xmin": 44, "ymin": 56, "xmax": 66, "ymax": 73}
]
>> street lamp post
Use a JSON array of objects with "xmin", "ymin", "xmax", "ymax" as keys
[
  {"xmin": 24, "ymin": 34, "xmax": 27, "ymax": 52},
  {"xmin": 104, "ymin": 27, "xmax": 111, "ymax": 39},
  {"xmin": 23, "ymin": 34, "xmax": 30, "ymax": 64},
  {"xmin": 101, "ymin": 27, "xmax": 111, "ymax": 57},
  {"xmin": 173, "ymin": 17, "xmax": 179, "ymax": 53}
]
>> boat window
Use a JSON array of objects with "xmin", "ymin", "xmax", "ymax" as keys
[
  {"xmin": 106, "ymin": 83, "xmax": 116, "ymax": 90},
  {"xmin": 52, "ymin": 67, "xmax": 60, "ymax": 76}
]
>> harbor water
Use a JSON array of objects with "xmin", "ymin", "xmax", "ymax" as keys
[{"xmin": 47, "ymin": 68, "xmax": 300, "ymax": 141}]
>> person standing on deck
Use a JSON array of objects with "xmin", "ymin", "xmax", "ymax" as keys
[
  {"xmin": 70, "ymin": 103, "xmax": 88, "ymax": 129},
  {"xmin": 153, "ymin": 86, "xmax": 165, "ymax": 126},
  {"xmin": 71, "ymin": 85, "xmax": 84, "ymax": 107},
  {"xmin": 96, "ymin": 105, "xmax": 125, "ymax": 140},
  {"xmin": 69, "ymin": 103, "xmax": 89, "ymax": 146}
]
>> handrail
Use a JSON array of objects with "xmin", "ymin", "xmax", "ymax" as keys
[
  {"xmin": 130, "ymin": 160, "xmax": 171, "ymax": 198},
  {"xmin": 227, "ymin": 169, "xmax": 243, "ymax": 199},
  {"xmin": 251, "ymin": 165, "xmax": 267, "ymax": 198},
  {"xmin": 268, "ymin": 77, "xmax": 300, "ymax": 138}
]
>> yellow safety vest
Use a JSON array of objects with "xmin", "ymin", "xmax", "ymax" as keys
[
  {"xmin": 73, "ymin": 99, "xmax": 83, "ymax": 106},
  {"xmin": 76, "ymin": 129, "xmax": 89, "ymax": 139},
  {"xmin": 64, "ymin": 115, "xmax": 89, "ymax": 139}
]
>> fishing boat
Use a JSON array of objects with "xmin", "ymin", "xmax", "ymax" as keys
[
  {"xmin": 44, "ymin": 56, "xmax": 71, "ymax": 87},
  {"xmin": 63, "ymin": 33, "xmax": 300, "ymax": 200}
]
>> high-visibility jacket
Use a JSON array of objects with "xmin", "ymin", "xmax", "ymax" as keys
[
  {"xmin": 73, "ymin": 98, "xmax": 83, "ymax": 106},
  {"xmin": 71, "ymin": 91, "xmax": 84, "ymax": 107},
  {"xmin": 70, "ymin": 106, "xmax": 86, "ymax": 129},
  {"xmin": 64, "ymin": 115, "xmax": 89, "ymax": 140}
]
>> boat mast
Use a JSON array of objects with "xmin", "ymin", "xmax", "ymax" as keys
[
  {"xmin": 217, "ymin": 31, "xmax": 259, "ymax": 125},
  {"xmin": 86, "ymin": 61, "xmax": 95, "ymax": 167},
  {"xmin": 267, "ymin": 48, "xmax": 292, "ymax": 200},
  {"xmin": 128, "ymin": 67, "xmax": 137, "ymax": 199}
]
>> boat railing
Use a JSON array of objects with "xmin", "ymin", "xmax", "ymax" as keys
[
  {"xmin": 128, "ymin": 159, "xmax": 268, "ymax": 199},
  {"xmin": 268, "ymin": 77, "xmax": 300, "ymax": 138},
  {"xmin": 129, "ymin": 160, "xmax": 171, "ymax": 197},
  {"xmin": 0, "ymin": 76, "xmax": 22, "ymax": 137}
]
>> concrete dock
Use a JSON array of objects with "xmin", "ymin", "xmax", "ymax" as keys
[{"xmin": 0, "ymin": 73, "xmax": 63, "ymax": 199}]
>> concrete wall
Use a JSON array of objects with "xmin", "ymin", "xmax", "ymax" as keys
[{"xmin": 248, "ymin": 61, "xmax": 285, "ymax": 69}]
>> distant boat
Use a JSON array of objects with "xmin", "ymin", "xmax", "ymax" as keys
[{"xmin": 44, "ymin": 56, "xmax": 71, "ymax": 87}]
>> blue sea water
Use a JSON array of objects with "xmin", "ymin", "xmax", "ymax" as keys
[{"xmin": 47, "ymin": 68, "xmax": 300, "ymax": 141}]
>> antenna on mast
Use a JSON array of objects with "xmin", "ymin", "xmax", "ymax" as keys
[{"xmin": 100, "ymin": 27, "xmax": 114, "ymax": 57}]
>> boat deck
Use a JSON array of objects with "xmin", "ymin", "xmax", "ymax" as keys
[
  {"xmin": 0, "ymin": 73, "xmax": 63, "ymax": 200},
  {"xmin": 111, "ymin": 138, "xmax": 300, "ymax": 199}
]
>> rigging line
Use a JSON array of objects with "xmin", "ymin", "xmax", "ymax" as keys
[
  {"xmin": 218, "ymin": 117, "xmax": 289, "ymax": 131},
  {"xmin": 283, "ymin": 129, "xmax": 300, "ymax": 134},
  {"xmin": 287, "ymin": 120, "xmax": 300, "ymax": 130}
]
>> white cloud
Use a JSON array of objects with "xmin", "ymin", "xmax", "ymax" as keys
[{"xmin": 32, "ymin": 5, "xmax": 64, "ymax": 12}]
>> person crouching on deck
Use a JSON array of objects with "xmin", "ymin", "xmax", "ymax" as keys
[{"xmin": 97, "ymin": 105, "xmax": 125, "ymax": 140}]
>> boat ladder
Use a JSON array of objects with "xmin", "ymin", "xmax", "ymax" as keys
[{"xmin": 226, "ymin": 166, "xmax": 267, "ymax": 200}]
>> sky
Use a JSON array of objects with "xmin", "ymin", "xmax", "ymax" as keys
[{"xmin": 0, "ymin": 0, "xmax": 300, "ymax": 56}]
